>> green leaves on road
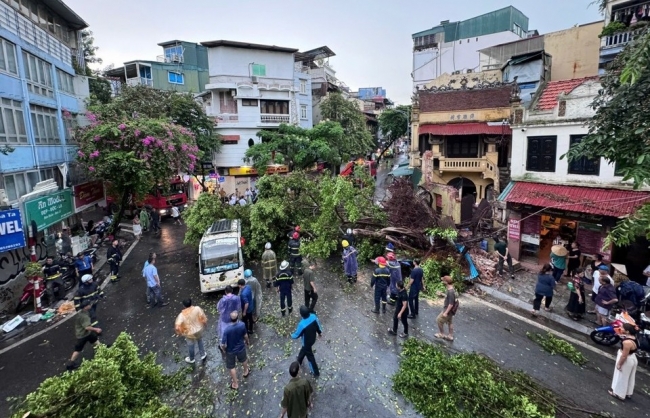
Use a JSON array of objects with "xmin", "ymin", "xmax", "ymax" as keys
[
  {"xmin": 393, "ymin": 338, "xmax": 556, "ymax": 418},
  {"xmin": 527, "ymin": 332, "xmax": 588, "ymax": 366}
]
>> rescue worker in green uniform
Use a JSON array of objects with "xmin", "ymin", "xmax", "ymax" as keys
[
  {"xmin": 262, "ymin": 242, "xmax": 278, "ymax": 289},
  {"xmin": 288, "ymin": 232, "xmax": 302, "ymax": 277}
]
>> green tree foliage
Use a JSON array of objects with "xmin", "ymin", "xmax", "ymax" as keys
[
  {"xmin": 378, "ymin": 105, "xmax": 411, "ymax": 142},
  {"xmin": 319, "ymin": 93, "xmax": 374, "ymax": 160},
  {"xmin": 183, "ymin": 192, "xmax": 250, "ymax": 249},
  {"xmin": 244, "ymin": 122, "xmax": 342, "ymax": 173},
  {"xmin": 183, "ymin": 171, "xmax": 385, "ymax": 260},
  {"xmin": 75, "ymin": 109, "xmax": 198, "ymax": 233},
  {"xmin": 10, "ymin": 333, "xmax": 174, "ymax": 418},
  {"xmin": 393, "ymin": 339, "xmax": 556, "ymax": 418},
  {"xmin": 88, "ymin": 85, "xmax": 221, "ymax": 191},
  {"xmin": 564, "ymin": 27, "xmax": 650, "ymax": 246}
]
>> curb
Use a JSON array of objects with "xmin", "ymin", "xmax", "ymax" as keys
[
  {"xmin": 0, "ymin": 238, "xmax": 139, "ymax": 356},
  {"xmin": 476, "ymin": 284, "xmax": 593, "ymax": 336}
]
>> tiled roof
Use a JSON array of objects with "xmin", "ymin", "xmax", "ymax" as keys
[
  {"xmin": 419, "ymin": 85, "xmax": 512, "ymax": 113},
  {"xmin": 500, "ymin": 181, "xmax": 650, "ymax": 218},
  {"xmin": 419, "ymin": 122, "xmax": 511, "ymax": 136},
  {"xmin": 536, "ymin": 77, "xmax": 598, "ymax": 110}
]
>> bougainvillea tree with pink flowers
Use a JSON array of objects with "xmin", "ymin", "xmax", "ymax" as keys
[{"xmin": 75, "ymin": 113, "xmax": 198, "ymax": 232}]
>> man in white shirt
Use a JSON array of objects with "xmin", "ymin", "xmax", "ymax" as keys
[
  {"xmin": 588, "ymin": 264, "xmax": 609, "ymax": 314},
  {"xmin": 238, "ymin": 197, "xmax": 247, "ymax": 206},
  {"xmin": 229, "ymin": 195, "xmax": 237, "ymax": 206},
  {"xmin": 644, "ymin": 264, "xmax": 650, "ymax": 287},
  {"xmin": 244, "ymin": 188, "xmax": 253, "ymax": 204}
]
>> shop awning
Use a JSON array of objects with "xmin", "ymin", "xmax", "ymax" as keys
[
  {"xmin": 390, "ymin": 166, "xmax": 414, "ymax": 177},
  {"xmin": 499, "ymin": 181, "xmax": 650, "ymax": 218},
  {"xmin": 419, "ymin": 122, "xmax": 511, "ymax": 136},
  {"xmin": 221, "ymin": 135, "xmax": 240, "ymax": 143}
]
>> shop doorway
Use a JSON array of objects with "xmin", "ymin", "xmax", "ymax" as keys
[{"xmin": 537, "ymin": 215, "xmax": 577, "ymax": 264}]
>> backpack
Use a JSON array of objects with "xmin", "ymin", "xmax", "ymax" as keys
[{"xmin": 618, "ymin": 280, "xmax": 645, "ymax": 307}]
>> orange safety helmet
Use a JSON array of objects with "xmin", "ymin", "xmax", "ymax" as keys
[
  {"xmin": 376, "ymin": 256, "xmax": 387, "ymax": 266},
  {"xmin": 386, "ymin": 252, "xmax": 396, "ymax": 261},
  {"xmin": 292, "ymin": 232, "xmax": 300, "ymax": 239}
]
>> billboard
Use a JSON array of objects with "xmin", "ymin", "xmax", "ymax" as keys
[
  {"xmin": 0, "ymin": 209, "xmax": 26, "ymax": 252},
  {"xmin": 358, "ymin": 87, "xmax": 386, "ymax": 101},
  {"xmin": 73, "ymin": 181, "xmax": 106, "ymax": 213}
]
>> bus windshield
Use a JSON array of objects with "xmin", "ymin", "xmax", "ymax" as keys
[{"xmin": 200, "ymin": 237, "xmax": 240, "ymax": 274}]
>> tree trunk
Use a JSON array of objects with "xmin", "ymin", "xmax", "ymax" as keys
[{"xmin": 110, "ymin": 189, "xmax": 131, "ymax": 236}]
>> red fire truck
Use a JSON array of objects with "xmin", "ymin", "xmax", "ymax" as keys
[
  {"xmin": 107, "ymin": 177, "xmax": 188, "ymax": 218},
  {"xmin": 340, "ymin": 159, "xmax": 377, "ymax": 180}
]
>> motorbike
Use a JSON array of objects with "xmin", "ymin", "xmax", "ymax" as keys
[
  {"xmin": 590, "ymin": 309, "xmax": 650, "ymax": 360},
  {"xmin": 15, "ymin": 277, "xmax": 48, "ymax": 313}
]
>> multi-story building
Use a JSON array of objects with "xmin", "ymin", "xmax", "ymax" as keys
[
  {"xmin": 598, "ymin": 0, "xmax": 650, "ymax": 72},
  {"xmin": 0, "ymin": 0, "xmax": 99, "ymax": 313},
  {"xmin": 294, "ymin": 46, "xmax": 348, "ymax": 125},
  {"xmin": 412, "ymin": 6, "xmax": 531, "ymax": 90},
  {"xmin": 199, "ymin": 40, "xmax": 312, "ymax": 193},
  {"xmin": 105, "ymin": 40, "xmax": 209, "ymax": 94},
  {"xmin": 501, "ymin": 77, "xmax": 650, "ymax": 277}
]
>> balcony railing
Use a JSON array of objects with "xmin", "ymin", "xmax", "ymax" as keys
[
  {"xmin": 602, "ymin": 28, "xmax": 643, "ymax": 50},
  {"xmin": 0, "ymin": 1, "xmax": 71, "ymax": 65},
  {"xmin": 214, "ymin": 114, "xmax": 239, "ymax": 124},
  {"xmin": 260, "ymin": 114, "xmax": 290, "ymax": 124},
  {"xmin": 126, "ymin": 77, "xmax": 153, "ymax": 87},
  {"xmin": 439, "ymin": 157, "xmax": 499, "ymax": 181}
]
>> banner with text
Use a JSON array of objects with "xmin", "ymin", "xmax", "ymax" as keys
[
  {"xmin": 0, "ymin": 209, "xmax": 26, "ymax": 252},
  {"xmin": 73, "ymin": 181, "xmax": 106, "ymax": 213},
  {"xmin": 25, "ymin": 190, "xmax": 74, "ymax": 231}
]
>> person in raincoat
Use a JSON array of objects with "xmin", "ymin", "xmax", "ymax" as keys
[
  {"xmin": 140, "ymin": 207, "xmax": 150, "ymax": 232},
  {"xmin": 342, "ymin": 240, "xmax": 358, "ymax": 284},
  {"xmin": 262, "ymin": 242, "xmax": 278, "ymax": 288},
  {"xmin": 244, "ymin": 269, "xmax": 263, "ymax": 322},
  {"xmin": 174, "ymin": 298, "xmax": 208, "ymax": 364},
  {"xmin": 386, "ymin": 252, "xmax": 402, "ymax": 305},
  {"xmin": 217, "ymin": 285, "xmax": 241, "ymax": 357}
]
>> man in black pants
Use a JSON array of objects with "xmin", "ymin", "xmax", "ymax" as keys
[
  {"xmin": 106, "ymin": 239, "xmax": 122, "ymax": 283},
  {"xmin": 388, "ymin": 281, "xmax": 409, "ymax": 338},
  {"xmin": 291, "ymin": 306, "xmax": 323, "ymax": 377},
  {"xmin": 407, "ymin": 259, "xmax": 425, "ymax": 318},
  {"xmin": 302, "ymin": 259, "xmax": 318, "ymax": 312},
  {"xmin": 274, "ymin": 261, "xmax": 294, "ymax": 316}
]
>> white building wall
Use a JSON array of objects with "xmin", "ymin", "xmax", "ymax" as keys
[
  {"xmin": 510, "ymin": 81, "xmax": 644, "ymax": 189},
  {"xmin": 208, "ymin": 47, "xmax": 295, "ymax": 80},
  {"xmin": 413, "ymin": 31, "xmax": 522, "ymax": 89}
]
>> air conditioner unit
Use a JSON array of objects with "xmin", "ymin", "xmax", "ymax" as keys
[
  {"xmin": 230, "ymin": 89, "xmax": 237, "ymax": 97},
  {"xmin": 466, "ymin": 69, "xmax": 473, "ymax": 73},
  {"xmin": 452, "ymin": 70, "xmax": 461, "ymax": 75},
  {"xmin": 251, "ymin": 76, "xmax": 259, "ymax": 84},
  {"xmin": 171, "ymin": 54, "xmax": 183, "ymax": 63}
]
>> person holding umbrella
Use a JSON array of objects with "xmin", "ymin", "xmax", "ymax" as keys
[{"xmin": 550, "ymin": 244, "xmax": 568, "ymax": 283}]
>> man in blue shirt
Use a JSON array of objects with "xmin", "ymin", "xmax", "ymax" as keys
[
  {"xmin": 143, "ymin": 256, "xmax": 169, "ymax": 308},
  {"xmin": 238, "ymin": 278, "xmax": 255, "ymax": 334},
  {"xmin": 74, "ymin": 252, "xmax": 93, "ymax": 278},
  {"xmin": 291, "ymin": 305, "xmax": 323, "ymax": 377},
  {"xmin": 407, "ymin": 259, "xmax": 425, "ymax": 318},
  {"xmin": 221, "ymin": 311, "xmax": 250, "ymax": 390},
  {"xmin": 142, "ymin": 252, "xmax": 156, "ymax": 305}
]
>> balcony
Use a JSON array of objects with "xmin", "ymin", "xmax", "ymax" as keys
[
  {"xmin": 213, "ymin": 114, "xmax": 239, "ymax": 126},
  {"xmin": 601, "ymin": 28, "xmax": 643, "ymax": 50},
  {"xmin": 438, "ymin": 157, "xmax": 498, "ymax": 182},
  {"xmin": 0, "ymin": 1, "xmax": 72, "ymax": 65},
  {"xmin": 260, "ymin": 114, "xmax": 290, "ymax": 124}
]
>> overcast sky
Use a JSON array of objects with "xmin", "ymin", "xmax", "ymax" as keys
[{"xmin": 66, "ymin": 0, "xmax": 602, "ymax": 104}]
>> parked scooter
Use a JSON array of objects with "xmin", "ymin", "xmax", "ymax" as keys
[{"xmin": 590, "ymin": 309, "xmax": 650, "ymax": 360}]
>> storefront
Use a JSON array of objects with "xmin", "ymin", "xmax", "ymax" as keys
[
  {"xmin": 500, "ymin": 181, "xmax": 650, "ymax": 267},
  {"xmin": 73, "ymin": 181, "xmax": 106, "ymax": 213}
]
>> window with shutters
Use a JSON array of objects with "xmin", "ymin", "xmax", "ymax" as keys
[
  {"xmin": 526, "ymin": 136, "xmax": 557, "ymax": 172},
  {"xmin": 446, "ymin": 137, "xmax": 479, "ymax": 158},
  {"xmin": 567, "ymin": 135, "xmax": 599, "ymax": 175}
]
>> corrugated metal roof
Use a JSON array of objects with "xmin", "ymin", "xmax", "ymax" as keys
[
  {"xmin": 500, "ymin": 181, "xmax": 650, "ymax": 218},
  {"xmin": 419, "ymin": 122, "xmax": 512, "ymax": 136},
  {"xmin": 536, "ymin": 77, "xmax": 598, "ymax": 110}
]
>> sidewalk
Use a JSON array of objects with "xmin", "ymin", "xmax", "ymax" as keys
[
  {"xmin": 0, "ymin": 217, "xmax": 136, "ymax": 351},
  {"xmin": 473, "ymin": 267, "xmax": 598, "ymax": 336}
]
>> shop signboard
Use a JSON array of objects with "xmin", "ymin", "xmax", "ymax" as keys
[
  {"xmin": 0, "ymin": 209, "xmax": 26, "ymax": 252},
  {"xmin": 24, "ymin": 190, "xmax": 74, "ymax": 231},
  {"xmin": 508, "ymin": 219, "xmax": 521, "ymax": 241},
  {"xmin": 229, "ymin": 165, "xmax": 289, "ymax": 176},
  {"xmin": 73, "ymin": 181, "xmax": 106, "ymax": 213}
]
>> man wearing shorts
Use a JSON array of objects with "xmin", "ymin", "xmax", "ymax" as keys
[
  {"xmin": 67, "ymin": 301, "xmax": 102, "ymax": 370},
  {"xmin": 221, "ymin": 311, "xmax": 250, "ymax": 389},
  {"xmin": 435, "ymin": 275, "xmax": 456, "ymax": 341}
]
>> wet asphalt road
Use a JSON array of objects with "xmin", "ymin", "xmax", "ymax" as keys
[
  {"xmin": 2, "ymin": 162, "xmax": 650, "ymax": 417},
  {"xmin": 1, "ymin": 222, "xmax": 650, "ymax": 417}
]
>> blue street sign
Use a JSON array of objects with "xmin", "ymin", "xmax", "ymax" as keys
[{"xmin": 0, "ymin": 209, "xmax": 25, "ymax": 252}]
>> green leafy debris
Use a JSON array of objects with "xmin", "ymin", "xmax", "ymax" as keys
[{"xmin": 526, "ymin": 332, "xmax": 588, "ymax": 366}]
